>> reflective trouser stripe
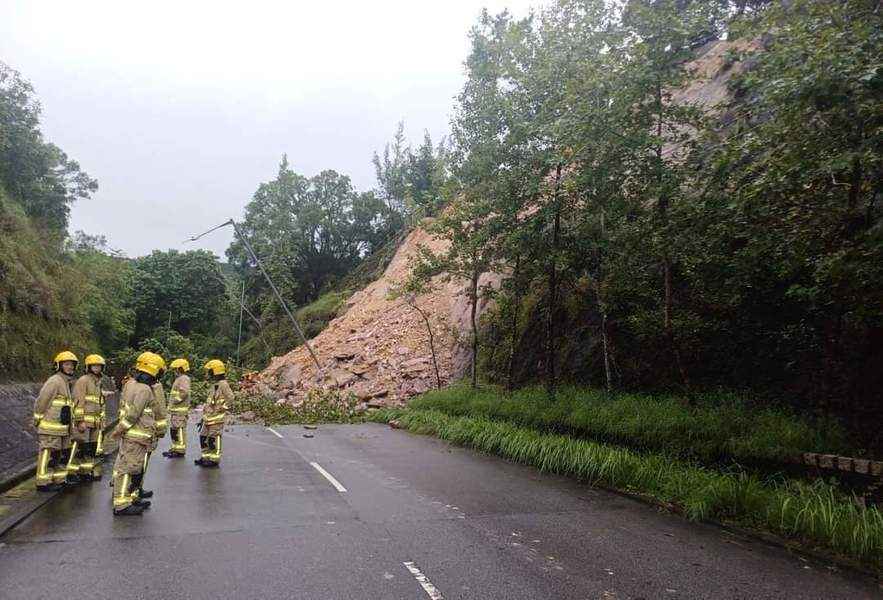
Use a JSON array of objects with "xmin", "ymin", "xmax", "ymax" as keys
[
  {"xmin": 170, "ymin": 427, "xmax": 186, "ymax": 452},
  {"xmin": 204, "ymin": 413, "xmax": 226, "ymax": 426},
  {"xmin": 36, "ymin": 449, "xmax": 53, "ymax": 485},
  {"xmin": 51, "ymin": 449, "xmax": 68, "ymax": 484},
  {"xmin": 168, "ymin": 406, "xmax": 189, "ymax": 414},
  {"xmin": 66, "ymin": 441, "xmax": 80, "ymax": 475},
  {"xmin": 123, "ymin": 427, "xmax": 153, "ymax": 442},
  {"xmin": 95, "ymin": 428, "xmax": 105, "ymax": 456},
  {"xmin": 37, "ymin": 420, "xmax": 69, "ymax": 436},
  {"xmin": 142, "ymin": 451, "xmax": 152, "ymax": 477},
  {"xmin": 201, "ymin": 435, "xmax": 222, "ymax": 462},
  {"xmin": 113, "ymin": 473, "xmax": 133, "ymax": 509},
  {"xmin": 79, "ymin": 442, "xmax": 102, "ymax": 477}
]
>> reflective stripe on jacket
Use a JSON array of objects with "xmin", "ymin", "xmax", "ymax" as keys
[{"xmin": 33, "ymin": 372, "xmax": 73, "ymax": 437}]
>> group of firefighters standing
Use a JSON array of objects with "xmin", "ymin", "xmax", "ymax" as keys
[{"xmin": 32, "ymin": 350, "xmax": 235, "ymax": 516}]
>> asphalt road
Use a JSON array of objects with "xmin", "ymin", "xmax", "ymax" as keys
[{"xmin": 0, "ymin": 422, "xmax": 878, "ymax": 599}]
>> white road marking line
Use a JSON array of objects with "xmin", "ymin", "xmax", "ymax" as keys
[
  {"xmin": 402, "ymin": 561, "xmax": 444, "ymax": 600},
  {"xmin": 267, "ymin": 427, "xmax": 284, "ymax": 438},
  {"xmin": 310, "ymin": 462, "xmax": 347, "ymax": 492}
]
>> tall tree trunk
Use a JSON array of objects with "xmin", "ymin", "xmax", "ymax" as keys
[
  {"xmin": 470, "ymin": 259, "xmax": 480, "ymax": 389},
  {"xmin": 507, "ymin": 255, "xmax": 522, "ymax": 393},
  {"xmin": 598, "ymin": 209, "xmax": 612, "ymax": 393},
  {"xmin": 655, "ymin": 79, "xmax": 689, "ymax": 390},
  {"xmin": 409, "ymin": 299, "xmax": 442, "ymax": 390},
  {"xmin": 546, "ymin": 163, "xmax": 563, "ymax": 397}
]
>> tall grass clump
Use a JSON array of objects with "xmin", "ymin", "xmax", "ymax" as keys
[
  {"xmin": 372, "ymin": 408, "xmax": 882, "ymax": 568},
  {"xmin": 408, "ymin": 385, "xmax": 852, "ymax": 465}
]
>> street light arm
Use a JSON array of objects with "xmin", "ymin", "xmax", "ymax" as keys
[{"xmin": 184, "ymin": 219, "xmax": 235, "ymax": 244}]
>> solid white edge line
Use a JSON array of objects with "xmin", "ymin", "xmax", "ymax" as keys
[
  {"xmin": 403, "ymin": 561, "xmax": 444, "ymax": 600},
  {"xmin": 310, "ymin": 461, "xmax": 347, "ymax": 492},
  {"xmin": 266, "ymin": 427, "xmax": 284, "ymax": 439}
]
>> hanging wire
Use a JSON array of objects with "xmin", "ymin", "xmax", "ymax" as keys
[{"xmin": 185, "ymin": 219, "xmax": 322, "ymax": 371}]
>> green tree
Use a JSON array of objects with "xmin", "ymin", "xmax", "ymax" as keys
[
  {"xmin": 68, "ymin": 231, "xmax": 135, "ymax": 355},
  {"xmin": 0, "ymin": 62, "xmax": 97, "ymax": 231},
  {"xmin": 227, "ymin": 157, "xmax": 382, "ymax": 307},
  {"xmin": 130, "ymin": 249, "xmax": 228, "ymax": 343}
]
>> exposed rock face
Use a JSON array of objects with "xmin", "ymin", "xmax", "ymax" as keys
[{"xmin": 248, "ymin": 224, "xmax": 503, "ymax": 406}]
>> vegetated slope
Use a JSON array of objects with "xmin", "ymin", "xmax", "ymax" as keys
[
  {"xmin": 0, "ymin": 189, "xmax": 93, "ymax": 381},
  {"xmin": 251, "ymin": 39, "xmax": 750, "ymax": 406}
]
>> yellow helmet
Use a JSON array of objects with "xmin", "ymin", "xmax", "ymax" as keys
[
  {"xmin": 170, "ymin": 358, "xmax": 190, "ymax": 372},
  {"xmin": 134, "ymin": 352, "xmax": 161, "ymax": 377},
  {"xmin": 84, "ymin": 354, "xmax": 106, "ymax": 367},
  {"xmin": 150, "ymin": 353, "xmax": 167, "ymax": 373},
  {"xmin": 203, "ymin": 359, "xmax": 226, "ymax": 376},
  {"xmin": 53, "ymin": 350, "xmax": 79, "ymax": 371}
]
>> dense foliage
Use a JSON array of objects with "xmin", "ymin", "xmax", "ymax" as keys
[{"xmin": 410, "ymin": 0, "xmax": 882, "ymax": 445}]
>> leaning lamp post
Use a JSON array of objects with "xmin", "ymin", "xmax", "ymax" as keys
[{"xmin": 186, "ymin": 219, "xmax": 322, "ymax": 372}]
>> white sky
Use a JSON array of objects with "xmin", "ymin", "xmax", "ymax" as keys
[{"xmin": 0, "ymin": 0, "xmax": 536, "ymax": 258}]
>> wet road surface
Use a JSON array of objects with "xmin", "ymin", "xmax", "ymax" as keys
[{"xmin": 0, "ymin": 423, "xmax": 878, "ymax": 599}]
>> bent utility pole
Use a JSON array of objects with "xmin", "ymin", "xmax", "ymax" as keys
[
  {"xmin": 236, "ymin": 280, "xmax": 245, "ymax": 366},
  {"xmin": 186, "ymin": 219, "xmax": 322, "ymax": 372}
]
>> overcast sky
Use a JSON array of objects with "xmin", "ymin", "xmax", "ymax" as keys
[{"xmin": 0, "ymin": 0, "xmax": 535, "ymax": 258}]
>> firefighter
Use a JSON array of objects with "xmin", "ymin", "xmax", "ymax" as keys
[
  {"xmin": 70, "ymin": 354, "xmax": 107, "ymax": 482},
  {"xmin": 195, "ymin": 359, "xmax": 232, "ymax": 468},
  {"xmin": 33, "ymin": 351, "xmax": 77, "ymax": 491},
  {"xmin": 163, "ymin": 358, "xmax": 191, "ymax": 458},
  {"xmin": 108, "ymin": 352, "xmax": 158, "ymax": 516},
  {"xmin": 135, "ymin": 352, "xmax": 168, "ymax": 502}
]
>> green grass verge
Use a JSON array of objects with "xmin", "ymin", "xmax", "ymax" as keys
[
  {"xmin": 370, "ymin": 408, "xmax": 882, "ymax": 569},
  {"xmin": 408, "ymin": 385, "xmax": 852, "ymax": 465}
]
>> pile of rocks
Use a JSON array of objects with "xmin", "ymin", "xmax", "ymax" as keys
[{"xmin": 246, "ymin": 223, "xmax": 501, "ymax": 409}]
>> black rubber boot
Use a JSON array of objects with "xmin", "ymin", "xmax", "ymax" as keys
[
  {"xmin": 133, "ymin": 497, "xmax": 152, "ymax": 509},
  {"xmin": 132, "ymin": 473, "xmax": 153, "ymax": 499},
  {"xmin": 114, "ymin": 503, "xmax": 145, "ymax": 516},
  {"xmin": 66, "ymin": 473, "xmax": 83, "ymax": 485},
  {"xmin": 195, "ymin": 436, "xmax": 208, "ymax": 465},
  {"xmin": 36, "ymin": 483, "xmax": 65, "ymax": 493}
]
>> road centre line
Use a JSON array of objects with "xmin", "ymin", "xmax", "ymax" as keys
[
  {"xmin": 266, "ymin": 427, "xmax": 284, "ymax": 438},
  {"xmin": 403, "ymin": 561, "xmax": 444, "ymax": 600},
  {"xmin": 310, "ymin": 462, "xmax": 347, "ymax": 492}
]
